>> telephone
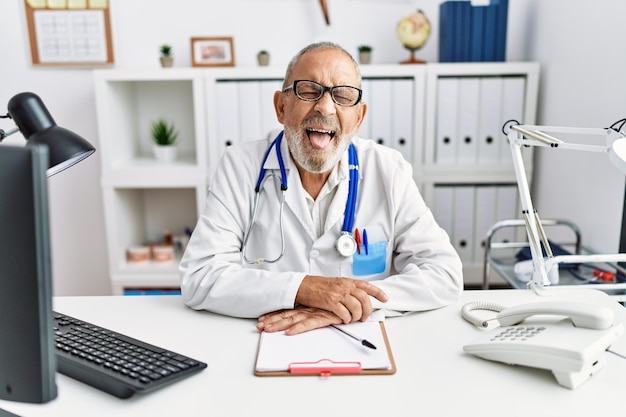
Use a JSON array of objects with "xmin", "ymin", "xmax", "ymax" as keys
[{"xmin": 461, "ymin": 301, "xmax": 624, "ymax": 389}]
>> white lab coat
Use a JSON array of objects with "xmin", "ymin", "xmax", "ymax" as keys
[{"xmin": 180, "ymin": 135, "xmax": 463, "ymax": 318}]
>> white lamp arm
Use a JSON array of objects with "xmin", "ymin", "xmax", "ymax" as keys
[{"xmin": 505, "ymin": 121, "xmax": 626, "ymax": 294}]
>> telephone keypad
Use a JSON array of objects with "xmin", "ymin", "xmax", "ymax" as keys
[{"xmin": 491, "ymin": 326, "xmax": 546, "ymax": 342}]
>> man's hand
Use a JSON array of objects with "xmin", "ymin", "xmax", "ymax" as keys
[
  {"xmin": 294, "ymin": 275, "xmax": 388, "ymax": 324},
  {"xmin": 257, "ymin": 306, "xmax": 342, "ymax": 335}
]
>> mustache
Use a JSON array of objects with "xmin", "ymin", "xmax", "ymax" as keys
[{"xmin": 302, "ymin": 116, "xmax": 340, "ymax": 132}]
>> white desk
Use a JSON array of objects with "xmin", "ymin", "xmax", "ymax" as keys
[{"xmin": 2, "ymin": 288, "xmax": 626, "ymax": 417}]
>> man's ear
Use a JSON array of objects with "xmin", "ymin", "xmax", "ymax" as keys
[
  {"xmin": 355, "ymin": 102, "xmax": 367, "ymax": 131},
  {"xmin": 274, "ymin": 90, "xmax": 285, "ymax": 124}
]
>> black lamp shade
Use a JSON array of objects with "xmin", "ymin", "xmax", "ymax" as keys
[{"xmin": 8, "ymin": 92, "xmax": 95, "ymax": 176}]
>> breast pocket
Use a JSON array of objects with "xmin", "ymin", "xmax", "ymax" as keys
[
  {"xmin": 352, "ymin": 240, "xmax": 387, "ymax": 276},
  {"xmin": 351, "ymin": 225, "xmax": 389, "ymax": 277}
]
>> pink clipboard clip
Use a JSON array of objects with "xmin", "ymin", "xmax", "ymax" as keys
[{"xmin": 289, "ymin": 359, "xmax": 362, "ymax": 376}]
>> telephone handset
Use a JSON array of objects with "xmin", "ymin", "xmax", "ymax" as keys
[
  {"xmin": 461, "ymin": 301, "xmax": 615, "ymax": 329},
  {"xmin": 462, "ymin": 300, "xmax": 624, "ymax": 389}
]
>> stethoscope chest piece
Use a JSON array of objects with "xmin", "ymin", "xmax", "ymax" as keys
[{"xmin": 336, "ymin": 232, "xmax": 357, "ymax": 257}]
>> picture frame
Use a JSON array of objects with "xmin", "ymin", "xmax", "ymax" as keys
[{"xmin": 191, "ymin": 37, "xmax": 235, "ymax": 67}]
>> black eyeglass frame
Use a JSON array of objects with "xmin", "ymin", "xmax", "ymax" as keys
[{"xmin": 282, "ymin": 80, "xmax": 363, "ymax": 107}]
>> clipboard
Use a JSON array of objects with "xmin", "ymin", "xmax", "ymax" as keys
[{"xmin": 254, "ymin": 321, "xmax": 396, "ymax": 377}]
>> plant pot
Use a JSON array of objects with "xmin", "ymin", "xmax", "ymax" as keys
[
  {"xmin": 358, "ymin": 51, "xmax": 372, "ymax": 65},
  {"xmin": 160, "ymin": 56, "xmax": 174, "ymax": 68},
  {"xmin": 153, "ymin": 144, "xmax": 177, "ymax": 163},
  {"xmin": 257, "ymin": 53, "xmax": 270, "ymax": 66}
]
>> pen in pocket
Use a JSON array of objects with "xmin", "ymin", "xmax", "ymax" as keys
[{"xmin": 363, "ymin": 228, "xmax": 369, "ymax": 255}]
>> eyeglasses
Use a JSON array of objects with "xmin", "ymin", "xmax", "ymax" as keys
[{"xmin": 283, "ymin": 80, "xmax": 362, "ymax": 107}]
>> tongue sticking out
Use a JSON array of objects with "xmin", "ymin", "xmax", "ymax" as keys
[{"xmin": 307, "ymin": 129, "xmax": 335, "ymax": 149}]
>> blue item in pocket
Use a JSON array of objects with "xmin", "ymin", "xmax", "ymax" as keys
[{"xmin": 352, "ymin": 241, "xmax": 386, "ymax": 276}]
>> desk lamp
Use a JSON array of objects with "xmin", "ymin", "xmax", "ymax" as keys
[
  {"xmin": 505, "ymin": 119, "xmax": 626, "ymax": 295},
  {"xmin": 0, "ymin": 92, "xmax": 95, "ymax": 403},
  {"xmin": 0, "ymin": 92, "xmax": 95, "ymax": 176}
]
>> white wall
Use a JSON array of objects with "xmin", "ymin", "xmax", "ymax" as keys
[{"xmin": 0, "ymin": 0, "xmax": 623, "ymax": 295}]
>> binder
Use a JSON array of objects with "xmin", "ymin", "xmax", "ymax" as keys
[
  {"xmin": 358, "ymin": 79, "xmax": 372, "ymax": 139},
  {"xmin": 453, "ymin": 186, "xmax": 476, "ymax": 264},
  {"xmin": 457, "ymin": 1, "xmax": 472, "ymax": 62},
  {"xmin": 482, "ymin": 4, "xmax": 498, "ymax": 61},
  {"xmin": 499, "ymin": 76, "xmax": 526, "ymax": 163},
  {"xmin": 473, "ymin": 185, "xmax": 497, "ymax": 264},
  {"xmin": 369, "ymin": 79, "xmax": 393, "ymax": 148},
  {"xmin": 495, "ymin": 185, "xmax": 519, "ymax": 243},
  {"xmin": 470, "ymin": 5, "xmax": 486, "ymax": 61},
  {"xmin": 254, "ymin": 321, "xmax": 396, "ymax": 376},
  {"xmin": 456, "ymin": 77, "xmax": 480, "ymax": 163},
  {"xmin": 260, "ymin": 79, "xmax": 283, "ymax": 138},
  {"xmin": 215, "ymin": 81, "xmax": 240, "ymax": 157},
  {"xmin": 477, "ymin": 76, "xmax": 504, "ymax": 163},
  {"xmin": 237, "ymin": 81, "xmax": 263, "ymax": 142},
  {"xmin": 391, "ymin": 78, "xmax": 414, "ymax": 163},
  {"xmin": 439, "ymin": 1, "xmax": 457, "ymax": 62},
  {"xmin": 492, "ymin": 0, "xmax": 509, "ymax": 61},
  {"xmin": 435, "ymin": 77, "xmax": 459, "ymax": 164}
]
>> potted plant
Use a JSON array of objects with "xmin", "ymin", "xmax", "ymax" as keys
[
  {"xmin": 159, "ymin": 44, "xmax": 174, "ymax": 68},
  {"xmin": 357, "ymin": 45, "xmax": 372, "ymax": 65},
  {"xmin": 150, "ymin": 118, "xmax": 178, "ymax": 162},
  {"xmin": 257, "ymin": 50, "xmax": 270, "ymax": 66}
]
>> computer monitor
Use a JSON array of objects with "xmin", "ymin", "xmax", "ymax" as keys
[{"xmin": 0, "ymin": 144, "xmax": 57, "ymax": 403}]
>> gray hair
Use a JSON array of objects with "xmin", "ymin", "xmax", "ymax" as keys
[{"xmin": 283, "ymin": 42, "xmax": 362, "ymax": 88}]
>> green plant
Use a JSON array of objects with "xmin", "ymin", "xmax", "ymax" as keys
[
  {"xmin": 358, "ymin": 45, "xmax": 372, "ymax": 52},
  {"xmin": 258, "ymin": 50, "xmax": 269, "ymax": 55},
  {"xmin": 150, "ymin": 118, "xmax": 178, "ymax": 146},
  {"xmin": 160, "ymin": 44, "xmax": 172, "ymax": 57}
]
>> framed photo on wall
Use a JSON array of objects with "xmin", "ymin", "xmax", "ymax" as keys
[{"xmin": 191, "ymin": 37, "xmax": 235, "ymax": 67}]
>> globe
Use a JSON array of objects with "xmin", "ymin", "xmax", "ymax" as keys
[{"xmin": 396, "ymin": 9, "xmax": 431, "ymax": 64}]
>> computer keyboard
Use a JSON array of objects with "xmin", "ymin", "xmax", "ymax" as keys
[{"xmin": 53, "ymin": 311, "xmax": 207, "ymax": 399}]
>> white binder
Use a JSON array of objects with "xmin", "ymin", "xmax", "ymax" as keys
[
  {"xmin": 432, "ymin": 185, "xmax": 454, "ymax": 237},
  {"xmin": 237, "ymin": 81, "xmax": 263, "ymax": 143},
  {"xmin": 435, "ymin": 78, "xmax": 459, "ymax": 164},
  {"xmin": 453, "ymin": 186, "xmax": 476, "ymax": 264},
  {"xmin": 369, "ymin": 79, "xmax": 393, "ymax": 148},
  {"xmin": 495, "ymin": 185, "xmax": 519, "ymax": 243},
  {"xmin": 215, "ymin": 81, "xmax": 240, "ymax": 157},
  {"xmin": 473, "ymin": 185, "xmax": 498, "ymax": 265},
  {"xmin": 477, "ymin": 77, "xmax": 504, "ymax": 164},
  {"xmin": 359, "ymin": 79, "xmax": 372, "ymax": 139},
  {"xmin": 457, "ymin": 78, "xmax": 480, "ymax": 164},
  {"xmin": 391, "ymin": 78, "xmax": 414, "ymax": 163},
  {"xmin": 499, "ymin": 76, "xmax": 526, "ymax": 163},
  {"xmin": 260, "ymin": 80, "xmax": 283, "ymax": 138}
]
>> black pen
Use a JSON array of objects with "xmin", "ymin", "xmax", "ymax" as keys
[{"xmin": 330, "ymin": 324, "xmax": 377, "ymax": 350}]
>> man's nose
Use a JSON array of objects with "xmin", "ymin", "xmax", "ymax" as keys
[{"xmin": 313, "ymin": 91, "xmax": 337, "ymax": 115}]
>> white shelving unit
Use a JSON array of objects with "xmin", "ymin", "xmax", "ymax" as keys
[{"xmin": 94, "ymin": 62, "xmax": 539, "ymax": 294}]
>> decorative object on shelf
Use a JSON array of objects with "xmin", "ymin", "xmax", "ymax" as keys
[
  {"xmin": 397, "ymin": 9, "xmax": 431, "ymax": 64},
  {"xmin": 151, "ymin": 245, "xmax": 175, "ymax": 263},
  {"xmin": 150, "ymin": 118, "xmax": 178, "ymax": 163},
  {"xmin": 257, "ymin": 50, "xmax": 270, "ymax": 66},
  {"xmin": 357, "ymin": 45, "xmax": 372, "ymax": 65},
  {"xmin": 159, "ymin": 44, "xmax": 174, "ymax": 68},
  {"xmin": 127, "ymin": 246, "xmax": 150, "ymax": 263},
  {"xmin": 191, "ymin": 37, "xmax": 235, "ymax": 67}
]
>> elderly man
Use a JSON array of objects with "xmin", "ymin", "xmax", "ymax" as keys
[{"xmin": 180, "ymin": 42, "xmax": 463, "ymax": 334}]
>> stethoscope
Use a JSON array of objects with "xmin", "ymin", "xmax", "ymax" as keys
[{"xmin": 242, "ymin": 130, "xmax": 359, "ymax": 264}]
